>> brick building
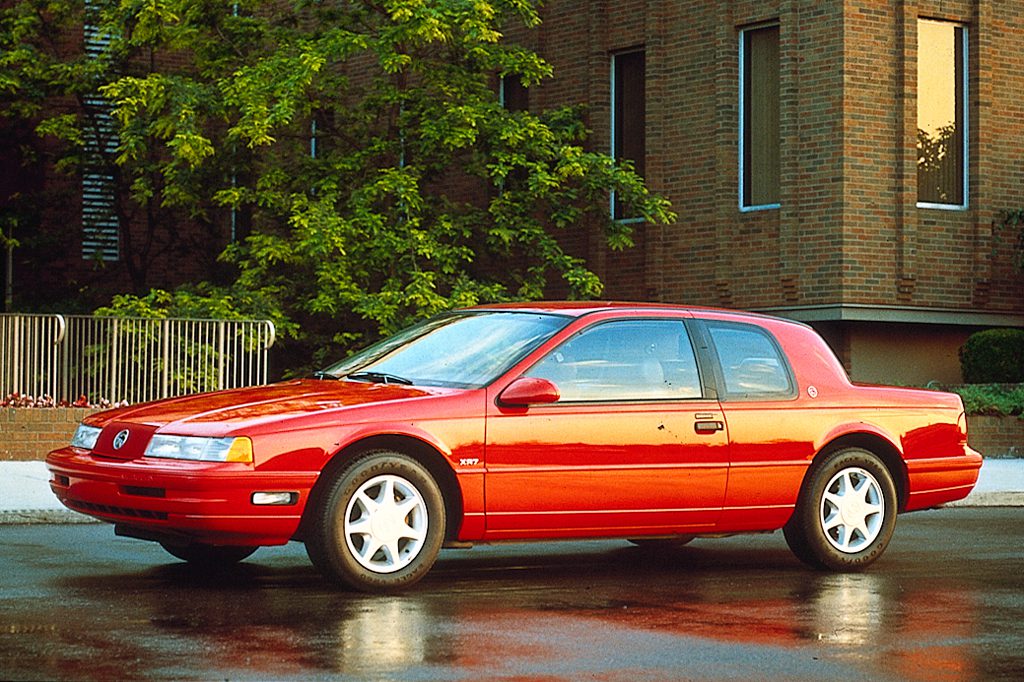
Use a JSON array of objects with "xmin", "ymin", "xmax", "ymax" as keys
[
  {"xmin": 4, "ymin": 1, "xmax": 1022, "ymax": 383},
  {"xmin": 505, "ymin": 0, "xmax": 1024, "ymax": 384},
  {"xmin": 0, "ymin": 13, "xmax": 229, "ymax": 315}
]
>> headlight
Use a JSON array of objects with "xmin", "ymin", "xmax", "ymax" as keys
[
  {"xmin": 144, "ymin": 435, "xmax": 253, "ymax": 463},
  {"xmin": 71, "ymin": 424, "xmax": 102, "ymax": 450}
]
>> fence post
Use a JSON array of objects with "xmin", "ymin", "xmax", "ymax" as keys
[
  {"xmin": 161, "ymin": 319, "xmax": 169, "ymax": 400},
  {"xmin": 217, "ymin": 320, "xmax": 226, "ymax": 391},
  {"xmin": 50, "ymin": 315, "xmax": 65, "ymax": 400},
  {"xmin": 109, "ymin": 318, "xmax": 119, "ymax": 403}
]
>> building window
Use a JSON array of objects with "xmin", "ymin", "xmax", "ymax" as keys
[
  {"xmin": 82, "ymin": 3, "xmax": 119, "ymax": 261},
  {"xmin": 499, "ymin": 75, "xmax": 529, "ymax": 112},
  {"xmin": 917, "ymin": 19, "xmax": 967, "ymax": 209},
  {"xmin": 739, "ymin": 24, "xmax": 780, "ymax": 211},
  {"xmin": 610, "ymin": 49, "xmax": 645, "ymax": 222}
]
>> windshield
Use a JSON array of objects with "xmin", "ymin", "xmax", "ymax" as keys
[{"xmin": 320, "ymin": 311, "xmax": 571, "ymax": 389}]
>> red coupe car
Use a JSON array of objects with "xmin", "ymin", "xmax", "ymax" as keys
[{"xmin": 47, "ymin": 303, "xmax": 982, "ymax": 591}]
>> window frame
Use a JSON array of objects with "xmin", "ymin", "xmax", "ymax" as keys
[
  {"xmin": 696, "ymin": 319, "xmax": 797, "ymax": 402},
  {"xmin": 738, "ymin": 23, "xmax": 782, "ymax": 213},
  {"xmin": 916, "ymin": 19, "xmax": 969, "ymax": 211},
  {"xmin": 609, "ymin": 48, "xmax": 647, "ymax": 224},
  {"xmin": 522, "ymin": 317, "xmax": 709, "ymax": 404}
]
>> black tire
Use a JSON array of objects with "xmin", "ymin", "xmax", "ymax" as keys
[
  {"xmin": 628, "ymin": 535, "xmax": 695, "ymax": 548},
  {"xmin": 160, "ymin": 542, "xmax": 258, "ymax": 566},
  {"xmin": 305, "ymin": 450, "xmax": 445, "ymax": 592},
  {"xmin": 784, "ymin": 447, "xmax": 898, "ymax": 571}
]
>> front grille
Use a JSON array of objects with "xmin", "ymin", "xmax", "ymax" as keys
[
  {"xmin": 122, "ymin": 486, "xmax": 166, "ymax": 498},
  {"xmin": 67, "ymin": 498, "xmax": 168, "ymax": 520}
]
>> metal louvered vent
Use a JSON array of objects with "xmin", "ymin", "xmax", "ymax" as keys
[{"xmin": 82, "ymin": 5, "xmax": 119, "ymax": 262}]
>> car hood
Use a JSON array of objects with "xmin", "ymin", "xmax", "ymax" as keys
[{"xmin": 85, "ymin": 379, "xmax": 453, "ymax": 431}]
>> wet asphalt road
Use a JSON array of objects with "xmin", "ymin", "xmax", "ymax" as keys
[{"xmin": 1, "ymin": 507, "xmax": 1023, "ymax": 681}]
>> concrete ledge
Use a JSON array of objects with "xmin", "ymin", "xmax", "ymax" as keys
[
  {"xmin": 0, "ymin": 510, "xmax": 99, "ymax": 524},
  {"xmin": 944, "ymin": 492, "xmax": 1024, "ymax": 508}
]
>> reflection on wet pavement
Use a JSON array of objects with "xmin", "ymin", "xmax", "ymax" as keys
[{"xmin": 1, "ymin": 508, "xmax": 1022, "ymax": 680}]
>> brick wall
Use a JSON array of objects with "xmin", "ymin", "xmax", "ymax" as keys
[
  {"xmin": 503, "ymin": 0, "xmax": 1024, "ymax": 313},
  {"xmin": 968, "ymin": 415, "xmax": 1024, "ymax": 458},
  {"xmin": 0, "ymin": 408, "xmax": 100, "ymax": 461}
]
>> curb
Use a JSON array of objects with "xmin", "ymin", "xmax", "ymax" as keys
[
  {"xmin": 943, "ymin": 492, "xmax": 1024, "ymax": 508},
  {"xmin": 0, "ymin": 510, "xmax": 100, "ymax": 525}
]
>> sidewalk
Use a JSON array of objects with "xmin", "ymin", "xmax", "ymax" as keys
[{"xmin": 1, "ymin": 458, "xmax": 1021, "ymax": 524}]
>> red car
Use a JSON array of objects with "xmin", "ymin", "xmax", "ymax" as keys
[{"xmin": 47, "ymin": 303, "xmax": 982, "ymax": 591}]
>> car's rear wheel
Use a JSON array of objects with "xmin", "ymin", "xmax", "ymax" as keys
[
  {"xmin": 159, "ymin": 542, "xmax": 258, "ymax": 566},
  {"xmin": 305, "ymin": 450, "xmax": 445, "ymax": 592},
  {"xmin": 784, "ymin": 447, "xmax": 897, "ymax": 570}
]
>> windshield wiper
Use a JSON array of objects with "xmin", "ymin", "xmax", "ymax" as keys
[
  {"xmin": 312, "ymin": 370, "xmax": 341, "ymax": 380},
  {"xmin": 346, "ymin": 371, "xmax": 414, "ymax": 386}
]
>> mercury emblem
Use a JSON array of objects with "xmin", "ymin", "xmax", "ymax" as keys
[{"xmin": 112, "ymin": 429, "xmax": 130, "ymax": 450}]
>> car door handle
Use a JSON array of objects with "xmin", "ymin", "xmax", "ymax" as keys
[{"xmin": 694, "ymin": 420, "xmax": 725, "ymax": 433}]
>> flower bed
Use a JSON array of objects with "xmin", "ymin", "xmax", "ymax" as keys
[{"xmin": 1, "ymin": 393, "xmax": 128, "ymax": 409}]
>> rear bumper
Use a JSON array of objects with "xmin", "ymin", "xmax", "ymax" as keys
[
  {"xmin": 46, "ymin": 447, "xmax": 317, "ymax": 546},
  {"xmin": 904, "ymin": 445, "xmax": 984, "ymax": 511}
]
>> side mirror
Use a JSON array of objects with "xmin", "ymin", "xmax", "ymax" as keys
[{"xmin": 497, "ymin": 377, "xmax": 560, "ymax": 407}]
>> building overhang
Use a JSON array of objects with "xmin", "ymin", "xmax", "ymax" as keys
[{"xmin": 755, "ymin": 304, "xmax": 1024, "ymax": 328}]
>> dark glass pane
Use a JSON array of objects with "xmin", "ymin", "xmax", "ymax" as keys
[
  {"xmin": 742, "ymin": 26, "xmax": 780, "ymax": 207},
  {"xmin": 613, "ymin": 50, "xmax": 646, "ymax": 220},
  {"xmin": 501, "ymin": 76, "xmax": 529, "ymax": 112}
]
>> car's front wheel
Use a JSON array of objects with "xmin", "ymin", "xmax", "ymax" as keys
[
  {"xmin": 305, "ymin": 450, "xmax": 445, "ymax": 592},
  {"xmin": 784, "ymin": 448, "xmax": 897, "ymax": 571}
]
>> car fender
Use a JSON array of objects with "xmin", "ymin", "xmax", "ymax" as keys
[
  {"xmin": 810, "ymin": 420, "xmax": 910, "ymax": 508},
  {"xmin": 300, "ymin": 420, "xmax": 484, "ymax": 540},
  {"xmin": 815, "ymin": 420, "xmax": 904, "ymax": 457}
]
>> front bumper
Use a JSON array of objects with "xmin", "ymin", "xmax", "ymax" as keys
[{"xmin": 46, "ymin": 447, "xmax": 318, "ymax": 546}]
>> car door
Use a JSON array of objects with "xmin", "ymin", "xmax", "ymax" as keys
[
  {"xmin": 483, "ymin": 315, "xmax": 729, "ymax": 539},
  {"xmin": 695, "ymin": 316, "xmax": 808, "ymax": 531}
]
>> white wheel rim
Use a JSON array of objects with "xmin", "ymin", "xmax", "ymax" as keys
[
  {"xmin": 344, "ymin": 474, "xmax": 429, "ymax": 574},
  {"xmin": 819, "ymin": 467, "xmax": 885, "ymax": 554}
]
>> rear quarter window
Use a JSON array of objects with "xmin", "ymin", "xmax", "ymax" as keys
[{"xmin": 703, "ymin": 321, "xmax": 796, "ymax": 400}]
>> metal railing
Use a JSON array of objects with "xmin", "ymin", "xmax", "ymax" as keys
[{"xmin": 0, "ymin": 314, "xmax": 276, "ymax": 404}]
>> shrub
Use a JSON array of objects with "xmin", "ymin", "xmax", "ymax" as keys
[
  {"xmin": 947, "ymin": 384, "xmax": 1024, "ymax": 417},
  {"xmin": 959, "ymin": 329, "xmax": 1024, "ymax": 383}
]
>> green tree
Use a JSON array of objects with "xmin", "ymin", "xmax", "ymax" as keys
[
  {"xmin": 2, "ymin": 0, "xmax": 674, "ymax": 371},
  {"xmin": 1, "ymin": 0, "xmax": 231, "ymax": 299}
]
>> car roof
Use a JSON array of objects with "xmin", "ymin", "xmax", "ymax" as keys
[{"xmin": 466, "ymin": 301, "xmax": 800, "ymax": 325}]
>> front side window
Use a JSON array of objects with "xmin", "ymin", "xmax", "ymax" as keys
[
  {"xmin": 706, "ymin": 321, "xmax": 793, "ymax": 399},
  {"xmin": 917, "ymin": 19, "xmax": 967, "ymax": 208},
  {"xmin": 611, "ymin": 49, "xmax": 646, "ymax": 221},
  {"xmin": 739, "ymin": 24, "xmax": 780, "ymax": 210},
  {"xmin": 525, "ymin": 319, "xmax": 702, "ymax": 402}
]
